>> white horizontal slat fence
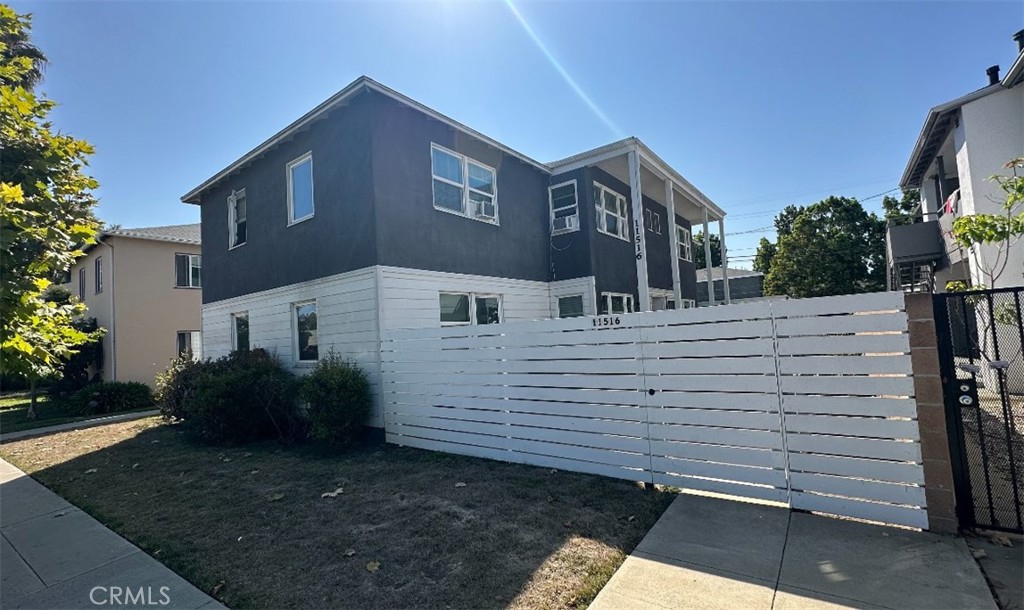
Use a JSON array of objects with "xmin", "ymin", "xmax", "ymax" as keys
[{"xmin": 381, "ymin": 290, "xmax": 928, "ymax": 528}]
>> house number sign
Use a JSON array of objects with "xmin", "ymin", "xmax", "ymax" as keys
[
  {"xmin": 592, "ymin": 316, "xmax": 622, "ymax": 327},
  {"xmin": 634, "ymin": 220, "xmax": 643, "ymax": 260}
]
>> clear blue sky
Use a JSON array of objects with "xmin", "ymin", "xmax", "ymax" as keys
[{"xmin": 15, "ymin": 0, "xmax": 1024, "ymax": 266}]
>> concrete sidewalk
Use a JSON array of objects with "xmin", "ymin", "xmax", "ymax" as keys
[
  {"xmin": 0, "ymin": 409, "xmax": 160, "ymax": 444},
  {"xmin": 592, "ymin": 493, "xmax": 998, "ymax": 610},
  {"xmin": 0, "ymin": 458, "xmax": 221, "ymax": 609}
]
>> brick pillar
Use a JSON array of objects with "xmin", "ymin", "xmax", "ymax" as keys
[{"xmin": 905, "ymin": 293, "xmax": 958, "ymax": 534}]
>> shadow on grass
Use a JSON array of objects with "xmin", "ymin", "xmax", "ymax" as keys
[{"xmin": 1, "ymin": 418, "xmax": 674, "ymax": 609}]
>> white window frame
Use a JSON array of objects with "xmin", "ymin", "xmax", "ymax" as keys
[
  {"xmin": 286, "ymin": 152, "xmax": 315, "ymax": 226},
  {"xmin": 176, "ymin": 330, "xmax": 202, "ymax": 361},
  {"xmin": 430, "ymin": 143, "xmax": 498, "ymax": 225},
  {"xmin": 549, "ymin": 179, "xmax": 579, "ymax": 235},
  {"xmin": 594, "ymin": 181, "xmax": 629, "ymax": 241},
  {"xmin": 292, "ymin": 299, "xmax": 319, "ymax": 364},
  {"xmin": 677, "ymin": 227, "xmax": 693, "ymax": 261},
  {"xmin": 439, "ymin": 292, "xmax": 503, "ymax": 326},
  {"xmin": 557, "ymin": 294, "xmax": 586, "ymax": 318},
  {"xmin": 175, "ymin": 253, "xmax": 202, "ymax": 288},
  {"xmin": 78, "ymin": 268, "xmax": 86, "ymax": 301},
  {"xmin": 94, "ymin": 256, "xmax": 103, "ymax": 294},
  {"xmin": 601, "ymin": 292, "xmax": 634, "ymax": 315},
  {"xmin": 231, "ymin": 312, "xmax": 249, "ymax": 351},
  {"xmin": 228, "ymin": 189, "xmax": 246, "ymax": 249}
]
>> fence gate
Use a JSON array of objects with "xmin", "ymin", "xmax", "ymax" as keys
[{"xmin": 934, "ymin": 287, "xmax": 1024, "ymax": 533}]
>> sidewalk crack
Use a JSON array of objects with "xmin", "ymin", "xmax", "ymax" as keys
[{"xmin": 769, "ymin": 510, "xmax": 793, "ymax": 609}]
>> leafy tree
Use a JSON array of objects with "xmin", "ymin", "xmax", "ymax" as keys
[
  {"xmin": 693, "ymin": 230, "xmax": 722, "ymax": 269},
  {"xmin": 774, "ymin": 205, "xmax": 805, "ymax": 237},
  {"xmin": 763, "ymin": 196, "xmax": 886, "ymax": 298},
  {"xmin": 0, "ymin": 8, "xmax": 44, "ymax": 89},
  {"xmin": 1, "ymin": 6, "xmax": 102, "ymax": 417},
  {"xmin": 881, "ymin": 189, "xmax": 921, "ymax": 226},
  {"xmin": 752, "ymin": 237, "xmax": 776, "ymax": 274}
]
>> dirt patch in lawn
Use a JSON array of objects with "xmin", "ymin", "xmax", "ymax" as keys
[{"xmin": 0, "ymin": 418, "xmax": 673, "ymax": 609}]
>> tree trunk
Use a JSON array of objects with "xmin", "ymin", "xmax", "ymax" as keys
[{"xmin": 26, "ymin": 378, "xmax": 38, "ymax": 420}]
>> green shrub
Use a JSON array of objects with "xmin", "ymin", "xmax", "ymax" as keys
[
  {"xmin": 68, "ymin": 381, "xmax": 154, "ymax": 415},
  {"xmin": 155, "ymin": 354, "xmax": 205, "ymax": 420},
  {"xmin": 179, "ymin": 349, "xmax": 301, "ymax": 445},
  {"xmin": 300, "ymin": 350, "xmax": 371, "ymax": 447}
]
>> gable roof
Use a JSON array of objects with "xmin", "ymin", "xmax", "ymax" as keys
[
  {"xmin": 104, "ymin": 223, "xmax": 201, "ymax": 245},
  {"xmin": 901, "ymin": 42, "xmax": 1024, "ymax": 189},
  {"xmin": 180, "ymin": 76, "xmax": 550, "ymax": 204}
]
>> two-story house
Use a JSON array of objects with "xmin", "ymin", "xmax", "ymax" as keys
[
  {"xmin": 65, "ymin": 223, "xmax": 203, "ymax": 386},
  {"xmin": 887, "ymin": 30, "xmax": 1024, "ymax": 292},
  {"xmin": 181, "ymin": 77, "xmax": 730, "ymax": 426}
]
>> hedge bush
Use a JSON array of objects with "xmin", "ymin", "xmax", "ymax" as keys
[
  {"xmin": 176, "ymin": 349, "xmax": 302, "ymax": 445},
  {"xmin": 67, "ymin": 381, "xmax": 154, "ymax": 415},
  {"xmin": 154, "ymin": 354, "xmax": 205, "ymax": 421},
  {"xmin": 300, "ymin": 350, "xmax": 371, "ymax": 447}
]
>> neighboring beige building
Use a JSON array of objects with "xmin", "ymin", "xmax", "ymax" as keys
[{"xmin": 65, "ymin": 224, "xmax": 202, "ymax": 387}]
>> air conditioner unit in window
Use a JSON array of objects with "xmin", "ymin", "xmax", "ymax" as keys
[
  {"xmin": 553, "ymin": 215, "xmax": 578, "ymax": 232},
  {"xmin": 473, "ymin": 199, "xmax": 496, "ymax": 220}
]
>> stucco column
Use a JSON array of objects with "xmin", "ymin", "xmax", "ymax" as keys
[
  {"xmin": 665, "ymin": 180, "xmax": 682, "ymax": 306},
  {"xmin": 719, "ymin": 217, "xmax": 731, "ymax": 304},
  {"xmin": 628, "ymin": 149, "xmax": 651, "ymax": 312},
  {"xmin": 702, "ymin": 207, "xmax": 714, "ymax": 306}
]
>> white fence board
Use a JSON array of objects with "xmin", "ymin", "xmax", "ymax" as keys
[{"xmin": 381, "ymin": 290, "xmax": 928, "ymax": 529}]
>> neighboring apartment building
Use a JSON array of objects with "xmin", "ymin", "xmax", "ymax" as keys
[
  {"xmin": 696, "ymin": 267, "xmax": 771, "ymax": 306},
  {"xmin": 887, "ymin": 30, "xmax": 1024, "ymax": 292},
  {"xmin": 181, "ymin": 76, "xmax": 731, "ymax": 426},
  {"xmin": 65, "ymin": 224, "xmax": 202, "ymax": 386}
]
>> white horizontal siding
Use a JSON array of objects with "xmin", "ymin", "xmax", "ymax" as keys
[
  {"xmin": 549, "ymin": 276, "xmax": 597, "ymax": 318},
  {"xmin": 377, "ymin": 266, "xmax": 552, "ymax": 330},
  {"xmin": 202, "ymin": 267, "xmax": 384, "ymax": 426}
]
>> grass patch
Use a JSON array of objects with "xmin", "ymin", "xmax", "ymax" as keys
[
  {"xmin": 0, "ymin": 418, "xmax": 674, "ymax": 609},
  {"xmin": 0, "ymin": 394, "xmax": 151, "ymax": 435}
]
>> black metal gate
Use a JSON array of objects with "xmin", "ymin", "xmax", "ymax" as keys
[{"xmin": 934, "ymin": 287, "xmax": 1024, "ymax": 533}]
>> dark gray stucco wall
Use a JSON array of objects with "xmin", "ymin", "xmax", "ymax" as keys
[
  {"xmin": 198, "ymin": 91, "xmax": 377, "ymax": 304},
  {"xmin": 588, "ymin": 167, "xmax": 698, "ymax": 311},
  {"xmin": 370, "ymin": 92, "xmax": 551, "ymax": 282},
  {"xmin": 549, "ymin": 169, "xmax": 592, "ymax": 282}
]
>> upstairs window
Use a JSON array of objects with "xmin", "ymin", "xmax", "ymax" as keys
[
  {"xmin": 78, "ymin": 268, "xmax": 86, "ymax": 301},
  {"xmin": 95, "ymin": 257, "xmax": 103, "ymax": 294},
  {"xmin": 645, "ymin": 209, "xmax": 662, "ymax": 234},
  {"xmin": 549, "ymin": 180, "xmax": 579, "ymax": 234},
  {"xmin": 594, "ymin": 182, "xmax": 628, "ymax": 240},
  {"xmin": 228, "ymin": 189, "xmax": 247, "ymax": 248},
  {"xmin": 287, "ymin": 152, "xmax": 314, "ymax": 224},
  {"xmin": 175, "ymin": 253, "xmax": 201, "ymax": 288},
  {"xmin": 431, "ymin": 144, "xmax": 497, "ymax": 223},
  {"xmin": 677, "ymin": 227, "xmax": 692, "ymax": 261}
]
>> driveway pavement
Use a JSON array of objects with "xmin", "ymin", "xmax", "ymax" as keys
[
  {"xmin": 0, "ymin": 458, "xmax": 222, "ymax": 609},
  {"xmin": 591, "ymin": 493, "xmax": 999, "ymax": 610}
]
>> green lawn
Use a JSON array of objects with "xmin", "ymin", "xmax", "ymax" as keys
[
  {"xmin": 0, "ymin": 393, "xmax": 151, "ymax": 435},
  {"xmin": 1, "ymin": 418, "xmax": 674, "ymax": 609}
]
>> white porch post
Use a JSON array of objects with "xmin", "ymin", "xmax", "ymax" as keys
[
  {"xmin": 702, "ymin": 207, "xmax": 714, "ymax": 306},
  {"xmin": 629, "ymin": 149, "xmax": 651, "ymax": 312},
  {"xmin": 665, "ymin": 181, "xmax": 682, "ymax": 306},
  {"xmin": 719, "ymin": 217, "xmax": 730, "ymax": 304}
]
